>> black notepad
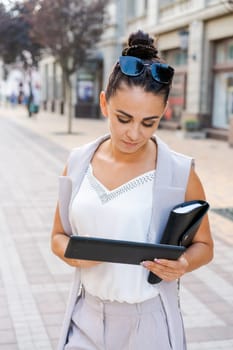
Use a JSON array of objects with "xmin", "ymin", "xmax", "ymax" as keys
[
  {"xmin": 148, "ymin": 199, "xmax": 209, "ymax": 284},
  {"xmin": 64, "ymin": 236, "xmax": 185, "ymax": 265}
]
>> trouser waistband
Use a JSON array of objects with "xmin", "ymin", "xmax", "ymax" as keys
[{"xmin": 81, "ymin": 289, "xmax": 162, "ymax": 316}]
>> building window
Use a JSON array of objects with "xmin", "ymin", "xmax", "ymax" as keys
[
  {"xmin": 228, "ymin": 43, "xmax": 233, "ymax": 60},
  {"xmin": 213, "ymin": 72, "xmax": 233, "ymax": 128},
  {"xmin": 163, "ymin": 49, "xmax": 188, "ymax": 67},
  {"xmin": 212, "ymin": 38, "xmax": 233, "ymax": 128},
  {"xmin": 216, "ymin": 38, "xmax": 233, "ymax": 64},
  {"xmin": 161, "ymin": 48, "xmax": 187, "ymax": 123},
  {"xmin": 127, "ymin": 0, "xmax": 147, "ymax": 19}
]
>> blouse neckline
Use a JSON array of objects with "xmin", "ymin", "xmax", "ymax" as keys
[{"xmin": 87, "ymin": 164, "xmax": 155, "ymax": 204}]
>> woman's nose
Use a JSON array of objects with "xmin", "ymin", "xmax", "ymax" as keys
[{"xmin": 126, "ymin": 123, "xmax": 141, "ymax": 140}]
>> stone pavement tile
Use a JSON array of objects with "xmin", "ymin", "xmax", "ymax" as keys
[
  {"xmin": 208, "ymin": 301, "xmax": 233, "ymax": 315},
  {"xmin": 2, "ymin": 207, "xmax": 29, "ymax": 234},
  {"xmin": 0, "ymin": 307, "xmax": 17, "ymax": 346},
  {"xmin": 41, "ymin": 313, "xmax": 64, "ymax": 326},
  {"xmin": 186, "ymin": 325, "xmax": 233, "ymax": 343},
  {"xmin": 210, "ymin": 262, "xmax": 233, "ymax": 284},
  {"xmin": 211, "ymin": 216, "xmax": 233, "ymax": 246},
  {"xmin": 0, "ymin": 317, "xmax": 14, "ymax": 331},
  {"xmin": 34, "ymin": 292, "xmax": 66, "ymax": 314},
  {"xmin": 181, "ymin": 290, "xmax": 225, "ymax": 329},
  {"xmin": 193, "ymin": 266, "xmax": 233, "ymax": 305},
  {"xmin": 207, "ymin": 326, "xmax": 233, "ymax": 341},
  {"xmin": 46, "ymin": 325, "xmax": 63, "ymax": 340},
  {"xmin": 0, "ymin": 303, "xmax": 10, "ymax": 319},
  {"xmin": 188, "ymin": 339, "xmax": 233, "ymax": 350},
  {"xmin": 27, "ymin": 273, "xmax": 55, "ymax": 285},
  {"xmin": 0, "ymin": 345, "xmax": 18, "ymax": 350},
  {"xmin": 0, "ymin": 330, "xmax": 17, "ymax": 345},
  {"xmin": 219, "ymin": 312, "xmax": 233, "ymax": 326}
]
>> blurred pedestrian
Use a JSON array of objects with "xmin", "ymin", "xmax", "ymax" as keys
[
  {"xmin": 32, "ymin": 83, "xmax": 41, "ymax": 113},
  {"xmin": 51, "ymin": 30, "xmax": 214, "ymax": 350},
  {"xmin": 25, "ymin": 67, "xmax": 41, "ymax": 117},
  {"xmin": 27, "ymin": 81, "xmax": 34, "ymax": 117},
  {"xmin": 18, "ymin": 82, "xmax": 24, "ymax": 104}
]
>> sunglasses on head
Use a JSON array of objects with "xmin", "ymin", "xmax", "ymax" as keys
[{"xmin": 119, "ymin": 56, "xmax": 174, "ymax": 84}]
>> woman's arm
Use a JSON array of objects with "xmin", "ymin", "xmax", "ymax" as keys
[
  {"xmin": 142, "ymin": 167, "xmax": 214, "ymax": 281},
  {"xmin": 182, "ymin": 167, "xmax": 214, "ymax": 271},
  {"xmin": 51, "ymin": 167, "xmax": 100, "ymax": 268}
]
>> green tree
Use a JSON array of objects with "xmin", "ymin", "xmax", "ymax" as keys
[
  {"xmin": 0, "ymin": 2, "xmax": 41, "ymax": 66},
  {"xmin": 27, "ymin": 0, "xmax": 108, "ymax": 134}
]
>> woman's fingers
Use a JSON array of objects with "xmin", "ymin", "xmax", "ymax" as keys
[{"xmin": 141, "ymin": 254, "xmax": 189, "ymax": 281}]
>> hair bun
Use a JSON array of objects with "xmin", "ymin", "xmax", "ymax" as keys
[{"xmin": 122, "ymin": 30, "xmax": 158, "ymax": 60}]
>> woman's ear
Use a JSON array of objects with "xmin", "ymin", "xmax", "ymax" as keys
[
  {"xmin": 99, "ymin": 91, "xmax": 108, "ymax": 118},
  {"xmin": 161, "ymin": 101, "xmax": 170, "ymax": 120}
]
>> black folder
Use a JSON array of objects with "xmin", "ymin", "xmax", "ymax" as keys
[
  {"xmin": 148, "ymin": 200, "xmax": 209, "ymax": 284},
  {"xmin": 64, "ymin": 236, "xmax": 185, "ymax": 265}
]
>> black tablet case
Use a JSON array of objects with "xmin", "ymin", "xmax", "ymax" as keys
[
  {"xmin": 148, "ymin": 200, "xmax": 209, "ymax": 284},
  {"xmin": 64, "ymin": 236, "xmax": 185, "ymax": 265}
]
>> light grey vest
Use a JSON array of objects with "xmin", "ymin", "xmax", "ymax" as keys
[{"xmin": 57, "ymin": 134, "xmax": 192, "ymax": 350}]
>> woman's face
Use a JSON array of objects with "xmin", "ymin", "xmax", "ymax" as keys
[{"xmin": 100, "ymin": 84, "xmax": 166, "ymax": 155}]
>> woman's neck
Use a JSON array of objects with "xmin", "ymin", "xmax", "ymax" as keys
[{"xmin": 104, "ymin": 138, "xmax": 157, "ymax": 164}]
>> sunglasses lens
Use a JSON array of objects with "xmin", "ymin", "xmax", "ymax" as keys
[
  {"xmin": 119, "ymin": 57, "xmax": 174, "ymax": 83},
  {"xmin": 151, "ymin": 63, "xmax": 174, "ymax": 84},
  {"xmin": 119, "ymin": 56, "xmax": 144, "ymax": 76}
]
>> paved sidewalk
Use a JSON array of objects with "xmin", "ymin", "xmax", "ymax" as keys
[{"xmin": 0, "ymin": 105, "xmax": 233, "ymax": 349}]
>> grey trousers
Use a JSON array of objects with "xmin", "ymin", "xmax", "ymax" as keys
[{"xmin": 64, "ymin": 290, "xmax": 173, "ymax": 350}]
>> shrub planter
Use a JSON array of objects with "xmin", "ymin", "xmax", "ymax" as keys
[
  {"xmin": 228, "ymin": 116, "xmax": 233, "ymax": 147},
  {"xmin": 183, "ymin": 119, "xmax": 206, "ymax": 139}
]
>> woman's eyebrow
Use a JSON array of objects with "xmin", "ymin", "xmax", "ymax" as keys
[{"xmin": 116, "ymin": 109, "xmax": 160, "ymax": 120}]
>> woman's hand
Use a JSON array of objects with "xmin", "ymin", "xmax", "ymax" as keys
[
  {"xmin": 51, "ymin": 197, "xmax": 102, "ymax": 268},
  {"xmin": 67, "ymin": 259, "xmax": 101, "ymax": 268},
  {"xmin": 141, "ymin": 254, "xmax": 189, "ymax": 282}
]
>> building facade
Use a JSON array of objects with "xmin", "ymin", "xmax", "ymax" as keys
[
  {"xmin": 100, "ymin": 0, "xmax": 233, "ymax": 140},
  {"xmin": 40, "ymin": 0, "xmax": 233, "ymax": 140}
]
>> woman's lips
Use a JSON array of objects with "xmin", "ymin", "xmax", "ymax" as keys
[{"xmin": 123, "ymin": 141, "xmax": 139, "ymax": 147}]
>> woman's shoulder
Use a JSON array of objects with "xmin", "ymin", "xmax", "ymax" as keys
[
  {"xmin": 156, "ymin": 136, "xmax": 193, "ymax": 189},
  {"xmin": 156, "ymin": 135, "xmax": 193, "ymax": 166},
  {"xmin": 170, "ymin": 149, "xmax": 194, "ymax": 165},
  {"xmin": 66, "ymin": 134, "xmax": 110, "ymax": 174},
  {"xmin": 69, "ymin": 134, "xmax": 108, "ymax": 157}
]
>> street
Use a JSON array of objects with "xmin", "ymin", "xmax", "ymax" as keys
[{"xmin": 0, "ymin": 106, "xmax": 233, "ymax": 350}]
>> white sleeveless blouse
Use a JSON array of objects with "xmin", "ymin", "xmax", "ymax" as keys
[{"xmin": 70, "ymin": 164, "xmax": 159, "ymax": 303}]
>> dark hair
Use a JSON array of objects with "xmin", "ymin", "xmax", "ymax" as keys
[{"xmin": 105, "ymin": 30, "xmax": 172, "ymax": 102}]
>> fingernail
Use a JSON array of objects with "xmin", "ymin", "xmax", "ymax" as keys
[{"xmin": 154, "ymin": 258, "xmax": 160, "ymax": 263}]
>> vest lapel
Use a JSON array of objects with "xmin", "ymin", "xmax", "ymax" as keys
[
  {"xmin": 148, "ymin": 136, "xmax": 185, "ymax": 243},
  {"xmin": 69, "ymin": 134, "xmax": 110, "ymax": 204}
]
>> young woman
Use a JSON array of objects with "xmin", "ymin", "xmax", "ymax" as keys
[{"xmin": 51, "ymin": 30, "xmax": 213, "ymax": 350}]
